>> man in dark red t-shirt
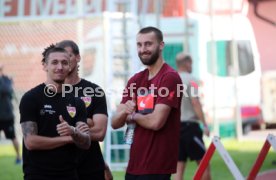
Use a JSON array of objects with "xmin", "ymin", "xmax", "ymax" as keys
[{"xmin": 112, "ymin": 26, "xmax": 182, "ymax": 180}]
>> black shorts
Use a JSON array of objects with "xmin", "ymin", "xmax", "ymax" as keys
[
  {"xmin": 178, "ymin": 122, "xmax": 206, "ymax": 162},
  {"xmin": 24, "ymin": 173, "xmax": 78, "ymax": 180},
  {"xmin": 125, "ymin": 173, "xmax": 171, "ymax": 180},
  {"xmin": 0, "ymin": 120, "xmax": 16, "ymax": 139},
  {"xmin": 77, "ymin": 170, "xmax": 105, "ymax": 180}
]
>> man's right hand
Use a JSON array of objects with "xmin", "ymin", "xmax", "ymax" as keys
[
  {"xmin": 122, "ymin": 95, "xmax": 137, "ymax": 115},
  {"xmin": 56, "ymin": 115, "xmax": 75, "ymax": 136},
  {"xmin": 122, "ymin": 100, "xmax": 136, "ymax": 115},
  {"xmin": 111, "ymin": 96, "xmax": 136, "ymax": 129}
]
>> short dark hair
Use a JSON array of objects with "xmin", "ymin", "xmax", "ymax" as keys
[
  {"xmin": 176, "ymin": 52, "xmax": 192, "ymax": 66},
  {"xmin": 42, "ymin": 44, "xmax": 68, "ymax": 63},
  {"xmin": 56, "ymin": 40, "xmax": 79, "ymax": 55},
  {"xmin": 138, "ymin": 26, "xmax": 163, "ymax": 42}
]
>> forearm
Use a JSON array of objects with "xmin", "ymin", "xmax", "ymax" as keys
[
  {"xmin": 193, "ymin": 102, "xmax": 207, "ymax": 125},
  {"xmin": 22, "ymin": 121, "xmax": 71, "ymax": 150},
  {"xmin": 88, "ymin": 115, "xmax": 107, "ymax": 141},
  {"xmin": 134, "ymin": 104, "xmax": 171, "ymax": 130},
  {"xmin": 111, "ymin": 111, "xmax": 128, "ymax": 129},
  {"xmin": 193, "ymin": 101, "xmax": 210, "ymax": 136},
  {"xmin": 89, "ymin": 127, "xmax": 106, "ymax": 141},
  {"xmin": 71, "ymin": 128, "xmax": 91, "ymax": 149},
  {"xmin": 134, "ymin": 113, "xmax": 157, "ymax": 130},
  {"xmin": 24, "ymin": 135, "xmax": 72, "ymax": 150}
]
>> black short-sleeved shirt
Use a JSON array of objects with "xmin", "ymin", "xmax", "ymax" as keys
[
  {"xmin": 19, "ymin": 83, "xmax": 87, "ymax": 179},
  {"xmin": 72, "ymin": 79, "xmax": 108, "ymax": 174}
]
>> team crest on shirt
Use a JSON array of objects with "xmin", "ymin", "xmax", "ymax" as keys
[
  {"xmin": 80, "ymin": 96, "xmax": 92, "ymax": 108},
  {"xmin": 66, "ymin": 106, "xmax": 76, "ymax": 118}
]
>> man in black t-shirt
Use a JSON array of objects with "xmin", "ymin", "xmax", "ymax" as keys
[
  {"xmin": 56, "ymin": 40, "xmax": 112, "ymax": 180},
  {"xmin": 19, "ymin": 45, "xmax": 91, "ymax": 180}
]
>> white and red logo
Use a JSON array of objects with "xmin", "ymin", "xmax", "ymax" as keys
[{"xmin": 137, "ymin": 93, "xmax": 154, "ymax": 112}]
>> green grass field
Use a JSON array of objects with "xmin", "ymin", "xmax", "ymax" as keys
[{"xmin": 1, "ymin": 139, "xmax": 276, "ymax": 180}]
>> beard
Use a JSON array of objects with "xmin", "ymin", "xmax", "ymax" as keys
[
  {"xmin": 54, "ymin": 79, "xmax": 65, "ymax": 84},
  {"xmin": 139, "ymin": 48, "xmax": 159, "ymax": 66}
]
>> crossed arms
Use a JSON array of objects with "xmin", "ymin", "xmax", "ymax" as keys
[
  {"xmin": 112, "ymin": 100, "xmax": 172, "ymax": 131},
  {"xmin": 21, "ymin": 117, "xmax": 91, "ymax": 150}
]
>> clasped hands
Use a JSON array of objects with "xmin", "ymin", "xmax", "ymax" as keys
[{"xmin": 56, "ymin": 115, "xmax": 90, "ymax": 136}]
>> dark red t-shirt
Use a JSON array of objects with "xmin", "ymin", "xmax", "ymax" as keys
[{"xmin": 121, "ymin": 63, "xmax": 182, "ymax": 174}]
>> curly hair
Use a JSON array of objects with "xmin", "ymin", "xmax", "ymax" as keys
[{"xmin": 41, "ymin": 44, "xmax": 67, "ymax": 64}]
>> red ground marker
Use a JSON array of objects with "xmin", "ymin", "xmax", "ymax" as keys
[
  {"xmin": 247, "ymin": 134, "xmax": 276, "ymax": 180},
  {"xmin": 194, "ymin": 136, "xmax": 244, "ymax": 180}
]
